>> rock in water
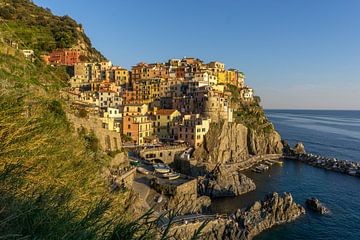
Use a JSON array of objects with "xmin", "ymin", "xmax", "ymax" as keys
[
  {"xmin": 306, "ymin": 197, "xmax": 329, "ymax": 214},
  {"xmin": 294, "ymin": 142, "xmax": 306, "ymax": 154},
  {"xmin": 237, "ymin": 192, "xmax": 305, "ymax": 239}
]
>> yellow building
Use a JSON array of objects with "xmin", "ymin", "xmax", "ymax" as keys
[
  {"xmin": 226, "ymin": 70, "xmax": 237, "ymax": 86},
  {"xmin": 154, "ymin": 109, "xmax": 181, "ymax": 139},
  {"xmin": 111, "ymin": 67, "xmax": 130, "ymax": 85},
  {"xmin": 217, "ymin": 71, "xmax": 227, "ymax": 85},
  {"xmin": 123, "ymin": 103, "xmax": 149, "ymax": 116}
]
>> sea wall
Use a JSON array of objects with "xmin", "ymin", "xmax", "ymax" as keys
[{"xmin": 286, "ymin": 153, "xmax": 360, "ymax": 177}]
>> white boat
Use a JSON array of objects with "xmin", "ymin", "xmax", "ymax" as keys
[
  {"xmin": 162, "ymin": 172, "xmax": 180, "ymax": 180},
  {"xmin": 153, "ymin": 164, "xmax": 170, "ymax": 173}
]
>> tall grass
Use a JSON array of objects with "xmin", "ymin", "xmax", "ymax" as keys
[{"xmin": 0, "ymin": 50, "xmax": 167, "ymax": 239}]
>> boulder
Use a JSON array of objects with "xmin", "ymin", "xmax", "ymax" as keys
[
  {"xmin": 198, "ymin": 165, "xmax": 256, "ymax": 198},
  {"xmin": 294, "ymin": 142, "xmax": 306, "ymax": 154},
  {"xmin": 306, "ymin": 197, "xmax": 329, "ymax": 214}
]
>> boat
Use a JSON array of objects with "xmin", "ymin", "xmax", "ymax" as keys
[
  {"xmin": 130, "ymin": 159, "xmax": 140, "ymax": 166},
  {"xmin": 162, "ymin": 172, "xmax": 180, "ymax": 180},
  {"xmin": 257, "ymin": 164, "xmax": 269, "ymax": 171},
  {"xmin": 252, "ymin": 168, "xmax": 262, "ymax": 173},
  {"xmin": 137, "ymin": 167, "xmax": 150, "ymax": 175},
  {"xmin": 153, "ymin": 164, "xmax": 170, "ymax": 173},
  {"xmin": 275, "ymin": 160, "xmax": 284, "ymax": 165}
]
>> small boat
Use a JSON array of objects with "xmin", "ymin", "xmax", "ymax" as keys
[
  {"xmin": 153, "ymin": 164, "xmax": 170, "ymax": 173},
  {"xmin": 130, "ymin": 159, "xmax": 140, "ymax": 166},
  {"xmin": 137, "ymin": 167, "xmax": 150, "ymax": 175},
  {"xmin": 275, "ymin": 161, "xmax": 283, "ymax": 165},
  {"xmin": 252, "ymin": 168, "xmax": 261, "ymax": 173},
  {"xmin": 162, "ymin": 172, "xmax": 180, "ymax": 180},
  {"xmin": 257, "ymin": 164, "xmax": 269, "ymax": 171}
]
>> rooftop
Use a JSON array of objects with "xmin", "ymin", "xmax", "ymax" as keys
[{"xmin": 156, "ymin": 109, "xmax": 178, "ymax": 115}]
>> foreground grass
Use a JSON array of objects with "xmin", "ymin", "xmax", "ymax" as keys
[{"xmin": 0, "ymin": 49, "xmax": 164, "ymax": 239}]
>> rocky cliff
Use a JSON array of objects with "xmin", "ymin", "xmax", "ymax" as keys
[
  {"xmin": 194, "ymin": 121, "xmax": 283, "ymax": 168},
  {"xmin": 170, "ymin": 192, "xmax": 305, "ymax": 240},
  {"xmin": 198, "ymin": 165, "xmax": 256, "ymax": 198}
]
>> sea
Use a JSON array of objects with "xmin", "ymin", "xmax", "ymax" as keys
[{"xmin": 211, "ymin": 110, "xmax": 360, "ymax": 240}]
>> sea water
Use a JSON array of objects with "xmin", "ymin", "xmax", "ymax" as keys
[{"xmin": 211, "ymin": 110, "xmax": 360, "ymax": 239}]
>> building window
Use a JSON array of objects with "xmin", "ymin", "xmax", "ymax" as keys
[
  {"xmin": 128, "ymin": 125, "xmax": 131, "ymax": 129},
  {"xmin": 160, "ymin": 153, "xmax": 163, "ymax": 157}
]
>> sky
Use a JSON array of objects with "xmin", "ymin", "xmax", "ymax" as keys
[{"xmin": 34, "ymin": 0, "xmax": 360, "ymax": 110}]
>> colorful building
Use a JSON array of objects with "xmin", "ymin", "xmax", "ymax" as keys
[
  {"xmin": 177, "ymin": 114, "xmax": 211, "ymax": 147},
  {"xmin": 123, "ymin": 115, "xmax": 153, "ymax": 145},
  {"xmin": 48, "ymin": 48, "xmax": 81, "ymax": 65},
  {"xmin": 153, "ymin": 109, "xmax": 181, "ymax": 140},
  {"xmin": 123, "ymin": 103, "xmax": 149, "ymax": 116}
]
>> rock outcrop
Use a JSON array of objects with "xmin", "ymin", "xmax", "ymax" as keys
[
  {"xmin": 170, "ymin": 192, "xmax": 305, "ymax": 240},
  {"xmin": 306, "ymin": 197, "xmax": 329, "ymax": 214},
  {"xmin": 294, "ymin": 142, "xmax": 306, "ymax": 154},
  {"xmin": 194, "ymin": 121, "xmax": 283, "ymax": 168},
  {"xmin": 237, "ymin": 192, "xmax": 305, "ymax": 239},
  {"xmin": 198, "ymin": 165, "xmax": 256, "ymax": 198}
]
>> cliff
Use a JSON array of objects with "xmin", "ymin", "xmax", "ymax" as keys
[
  {"xmin": 194, "ymin": 121, "xmax": 283, "ymax": 168},
  {"xmin": 198, "ymin": 165, "xmax": 256, "ymax": 198}
]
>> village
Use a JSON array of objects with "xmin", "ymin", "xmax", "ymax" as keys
[
  {"xmin": 15, "ymin": 46, "xmax": 261, "ymax": 214},
  {"xmin": 36, "ymin": 48, "xmax": 254, "ymax": 149}
]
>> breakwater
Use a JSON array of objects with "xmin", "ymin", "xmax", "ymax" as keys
[{"xmin": 285, "ymin": 153, "xmax": 360, "ymax": 177}]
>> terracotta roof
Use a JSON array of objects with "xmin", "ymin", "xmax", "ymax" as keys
[{"xmin": 156, "ymin": 109, "xmax": 178, "ymax": 115}]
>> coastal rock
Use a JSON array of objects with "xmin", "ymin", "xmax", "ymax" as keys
[
  {"xmin": 198, "ymin": 165, "xmax": 256, "ymax": 198},
  {"xmin": 193, "ymin": 121, "xmax": 283, "ymax": 168},
  {"xmin": 238, "ymin": 192, "xmax": 306, "ymax": 239},
  {"xmin": 170, "ymin": 192, "xmax": 305, "ymax": 240},
  {"xmin": 306, "ymin": 197, "xmax": 329, "ymax": 214},
  {"xmin": 294, "ymin": 142, "xmax": 306, "ymax": 154}
]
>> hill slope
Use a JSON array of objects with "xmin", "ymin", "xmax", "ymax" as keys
[
  {"xmin": 0, "ymin": 1, "xmax": 158, "ymax": 239},
  {"xmin": 0, "ymin": 0, "xmax": 105, "ymax": 61}
]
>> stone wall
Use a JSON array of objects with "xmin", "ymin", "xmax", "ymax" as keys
[
  {"xmin": 116, "ymin": 168, "xmax": 136, "ymax": 189},
  {"xmin": 67, "ymin": 113, "xmax": 122, "ymax": 151}
]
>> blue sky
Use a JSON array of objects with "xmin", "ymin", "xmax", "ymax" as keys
[{"xmin": 34, "ymin": 0, "xmax": 360, "ymax": 109}]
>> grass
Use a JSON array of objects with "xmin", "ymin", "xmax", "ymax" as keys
[{"xmin": 0, "ymin": 47, "xmax": 165, "ymax": 239}]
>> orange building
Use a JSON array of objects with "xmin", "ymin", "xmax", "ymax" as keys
[
  {"xmin": 123, "ymin": 115, "xmax": 153, "ymax": 145},
  {"xmin": 48, "ymin": 48, "xmax": 81, "ymax": 65}
]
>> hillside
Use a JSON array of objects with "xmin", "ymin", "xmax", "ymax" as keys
[
  {"xmin": 0, "ymin": 0, "xmax": 105, "ymax": 61},
  {"xmin": 0, "ymin": 1, "xmax": 157, "ymax": 239}
]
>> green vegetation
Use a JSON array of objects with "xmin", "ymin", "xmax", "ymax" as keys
[
  {"xmin": 233, "ymin": 100, "xmax": 274, "ymax": 133},
  {"xmin": 0, "ymin": 0, "xmax": 105, "ymax": 60},
  {"xmin": 0, "ymin": 6, "xmax": 161, "ymax": 238},
  {"xmin": 225, "ymin": 84, "xmax": 274, "ymax": 133}
]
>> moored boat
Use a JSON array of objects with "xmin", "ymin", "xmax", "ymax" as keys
[{"xmin": 153, "ymin": 164, "xmax": 170, "ymax": 173}]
